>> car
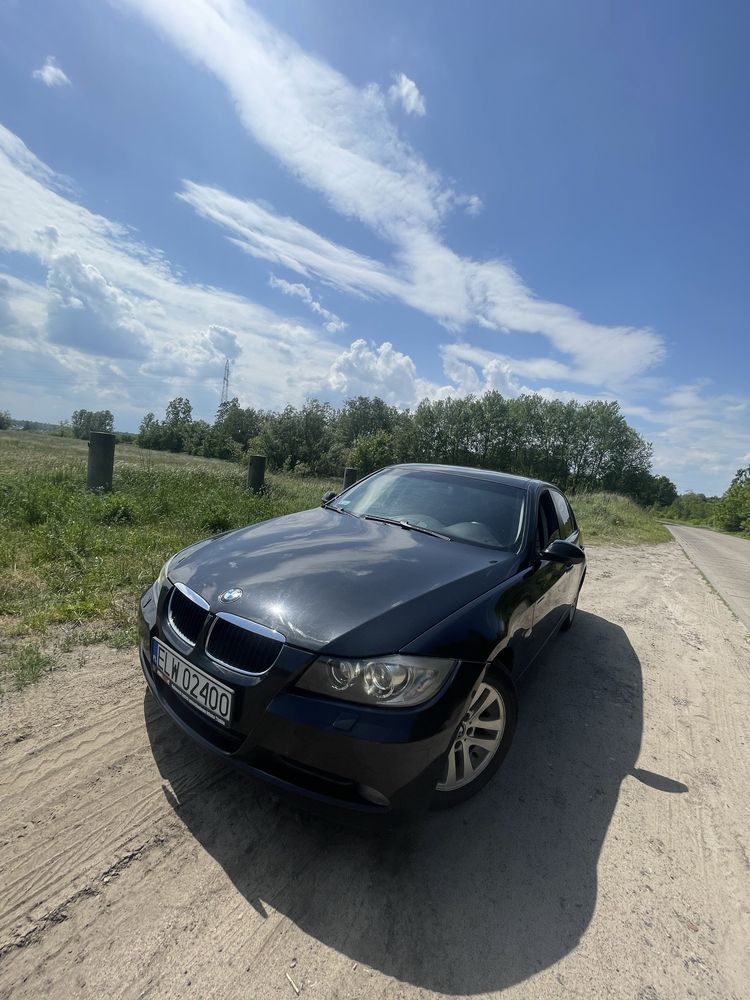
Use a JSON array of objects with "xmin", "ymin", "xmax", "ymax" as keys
[{"xmin": 138, "ymin": 463, "xmax": 585, "ymax": 815}]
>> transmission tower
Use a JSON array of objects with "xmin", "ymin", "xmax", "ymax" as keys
[{"xmin": 219, "ymin": 357, "xmax": 231, "ymax": 407}]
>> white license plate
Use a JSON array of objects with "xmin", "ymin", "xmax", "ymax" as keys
[{"xmin": 151, "ymin": 638, "xmax": 234, "ymax": 726}]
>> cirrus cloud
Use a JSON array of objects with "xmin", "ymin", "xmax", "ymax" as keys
[
  {"xmin": 268, "ymin": 273, "xmax": 346, "ymax": 333},
  {"xmin": 328, "ymin": 338, "xmax": 447, "ymax": 407}
]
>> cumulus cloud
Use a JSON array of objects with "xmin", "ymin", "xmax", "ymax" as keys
[
  {"xmin": 440, "ymin": 343, "xmax": 616, "ymax": 404},
  {"xmin": 0, "ymin": 272, "xmax": 48, "ymax": 345},
  {"xmin": 46, "ymin": 252, "xmax": 150, "ymax": 358},
  {"xmin": 140, "ymin": 325, "xmax": 238, "ymax": 380},
  {"xmin": 441, "ymin": 352, "xmax": 522, "ymax": 398},
  {"xmin": 207, "ymin": 323, "xmax": 241, "ymax": 359},
  {"xmin": 388, "ymin": 72, "xmax": 426, "ymax": 117},
  {"xmin": 327, "ymin": 338, "xmax": 610, "ymax": 410},
  {"xmin": 268, "ymin": 273, "xmax": 346, "ymax": 333},
  {"xmin": 32, "ymin": 57, "xmax": 71, "ymax": 88},
  {"xmin": 328, "ymin": 339, "xmax": 446, "ymax": 407}
]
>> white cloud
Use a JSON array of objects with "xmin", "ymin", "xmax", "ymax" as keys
[
  {"xmin": 182, "ymin": 181, "xmax": 663, "ymax": 387},
  {"xmin": 327, "ymin": 338, "xmax": 611, "ymax": 411},
  {"xmin": 117, "ymin": 0, "xmax": 664, "ymax": 389},
  {"xmin": 456, "ymin": 193, "xmax": 483, "ymax": 216},
  {"xmin": 0, "ymin": 126, "xmax": 72, "ymax": 194},
  {"xmin": 0, "ymin": 123, "xmax": 339, "ymax": 420},
  {"xmin": 269, "ymin": 273, "xmax": 346, "ymax": 333},
  {"xmin": 179, "ymin": 182, "xmax": 399, "ymax": 298},
  {"xmin": 635, "ymin": 383, "xmax": 750, "ymax": 493},
  {"xmin": 206, "ymin": 323, "xmax": 241, "ymax": 359},
  {"xmin": 441, "ymin": 341, "xmax": 573, "ymax": 383},
  {"xmin": 32, "ymin": 57, "xmax": 71, "ymax": 88},
  {"xmin": 328, "ymin": 339, "xmax": 448, "ymax": 407},
  {"xmin": 438, "ymin": 343, "xmax": 615, "ymax": 404},
  {"xmin": 120, "ymin": 0, "xmax": 468, "ymax": 236},
  {"xmin": 5, "ymin": 5, "xmax": 747, "ymax": 492},
  {"xmin": 46, "ymin": 251, "xmax": 150, "ymax": 358},
  {"xmin": 441, "ymin": 352, "xmax": 522, "ymax": 398},
  {"xmin": 388, "ymin": 73, "xmax": 426, "ymax": 117}
]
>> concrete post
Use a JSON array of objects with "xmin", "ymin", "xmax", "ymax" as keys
[
  {"xmin": 343, "ymin": 467, "xmax": 358, "ymax": 490},
  {"xmin": 86, "ymin": 432, "xmax": 116, "ymax": 492},
  {"xmin": 248, "ymin": 454, "xmax": 267, "ymax": 493}
]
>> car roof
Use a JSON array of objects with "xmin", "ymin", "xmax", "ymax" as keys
[{"xmin": 387, "ymin": 463, "xmax": 545, "ymax": 490}]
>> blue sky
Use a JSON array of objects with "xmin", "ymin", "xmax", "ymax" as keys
[{"xmin": 0, "ymin": 0, "xmax": 748, "ymax": 494}]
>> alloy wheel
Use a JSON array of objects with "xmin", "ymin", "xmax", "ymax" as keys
[{"xmin": 436, "ymin": 681, "xmax": 506, "ymax": 791}]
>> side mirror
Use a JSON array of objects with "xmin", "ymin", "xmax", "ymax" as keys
[
  {"xmin": 541, "ymin": 539, "xmax": 585, "ymax": 566},
  {"xmin": 321, "ymin": 490, "xmax": 337, "ymax": 506}
]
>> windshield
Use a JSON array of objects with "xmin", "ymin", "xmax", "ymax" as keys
[{"xmin": 334, "ymin": 468, "xmax": 527, "ymax": 551}]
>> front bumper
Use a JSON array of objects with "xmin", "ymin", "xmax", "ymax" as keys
[{"xmin": 138, "ymin": 586, "xmax": 485, "ymax": 816}]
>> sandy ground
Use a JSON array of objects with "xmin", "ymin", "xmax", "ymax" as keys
[{"xmin": 0, "ymin": 541, "xmax": 749, "ymax": 1000}]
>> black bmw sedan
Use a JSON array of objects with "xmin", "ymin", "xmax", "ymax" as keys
[{"xmin": 138, "ymin": 464, "xmax": 585, "ymax": 814}]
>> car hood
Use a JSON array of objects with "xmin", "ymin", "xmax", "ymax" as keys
[{"xmin": 168, "ymin": 507, "xmax": 520, "ymax": 655}]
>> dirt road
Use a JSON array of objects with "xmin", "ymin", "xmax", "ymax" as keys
[
  {"xmin": 1, "ymin": 542, "xmax": 749, "ymax": 1000},
  {"xmin": 667, "ymin": 523, "xmax": 750, "ymax": 633}
]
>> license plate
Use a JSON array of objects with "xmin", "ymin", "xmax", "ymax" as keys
[{"xmin": 151, "ymin": 638, "xmax": 234, "ymax": 727}]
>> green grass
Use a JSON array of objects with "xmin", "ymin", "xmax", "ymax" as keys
[
  {"xmin": 0, "ymin": 431, "xmax": 336, "ymax": 689},
  {"xmin": 4, "ymin": 643, "xmax": 53, "ymax": 690},
  {"xmin": 572, "ymin": 492, "xmax": 672, "ymax": 545},
  {"xmin": 0, "ymin": 430, "xmax": 238, "ymax": 474},
  {"xmin": 0, "ymin": 431, "xmax": 670, "ymax": 690}
]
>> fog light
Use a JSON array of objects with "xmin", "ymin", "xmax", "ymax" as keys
[{"xmin": 357, "ymin": 784, "xmax": 390, "ymax": 807}]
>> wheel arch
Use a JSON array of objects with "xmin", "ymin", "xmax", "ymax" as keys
[{"xmin": 487, "ymin": 646, "xmax": 518, "ymax": 699}]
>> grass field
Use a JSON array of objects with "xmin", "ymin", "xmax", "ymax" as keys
[
  {"xmin": 571, "ymin": 492, "xmax": 672, "ymax": 545},
  {"xmin": 0, "ymin": 431, "xmax": 669, "ymax": 691},
  {"xmin": 0, "ymin": 432, "xmax": 337, "ymax": 690}
]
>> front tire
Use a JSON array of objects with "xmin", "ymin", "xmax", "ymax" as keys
[{"xmin": 432, "ymin": 668, "xmax": 517, "ymax": 808}]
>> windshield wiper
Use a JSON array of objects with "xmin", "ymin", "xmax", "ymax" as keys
[
  {"xmin": 323, "ymin": 503, "xmax": 360, "ymax": 518},
  {"xmin": 362, "ymin": 514, "xmax": 451, "ymax": 541}
]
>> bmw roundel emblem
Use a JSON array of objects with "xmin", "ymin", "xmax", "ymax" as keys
[{"xmin": 219, "ymin": 588, "xmax": 243, "ymax": 604}]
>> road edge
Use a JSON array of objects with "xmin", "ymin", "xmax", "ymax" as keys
[{"xmin": 666, "ymin": 524, "xmax": 750, "ymax": 634}]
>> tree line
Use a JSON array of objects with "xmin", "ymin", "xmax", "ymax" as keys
[
  {"xmin": 71, "ymin": 409, "xmax": 114, "ymax": 439},
  {"xmin": 6, "ymin": 396, "xmax": 745, "ymax": 531},
  {"xmin": 657, "ymin": 466, "xmax": 750, "ymax": 535},
  {"xmin": 135, "ymin": 392, "xmax": 679, "ymax": 507}
]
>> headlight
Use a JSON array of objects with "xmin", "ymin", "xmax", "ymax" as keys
[
  {"xmin": 151, "ymin": 556, "xmax": 173, "ymax": 601},
  {"xmin": 296, "ymin": 654, "xmax": 457, "ymax": 707}
]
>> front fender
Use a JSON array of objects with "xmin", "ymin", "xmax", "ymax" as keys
[{"xmin": 400, "ymin": 566, "xmax": 536, "ymax": 676}]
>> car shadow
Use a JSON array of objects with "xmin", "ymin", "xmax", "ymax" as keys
[{"xmin": 144, "ymin": 610, "xmax": 642, "ymax": 994}]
